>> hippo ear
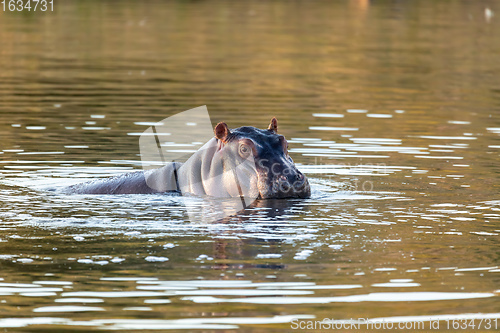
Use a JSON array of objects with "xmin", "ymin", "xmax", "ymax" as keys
[
  {"xmin": 268, "ymin": 117, "xmax": 278, "ymax": 133},
  {"xmin": 214, "ymin": 122, "xmax": 230, "ymax": 142}
]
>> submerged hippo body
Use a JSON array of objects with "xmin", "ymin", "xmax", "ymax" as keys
[{"xmin": 64, "ymin": 118, "xmax": 310, "ymax": 199}]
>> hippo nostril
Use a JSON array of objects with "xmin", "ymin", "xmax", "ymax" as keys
[
  {"xmin": 276, "ymin": 175, "xmax": 290, "ymax": 192},
  {"xmin": 279, "ymin": 181, "xmax": 291, "ymax": 192}
]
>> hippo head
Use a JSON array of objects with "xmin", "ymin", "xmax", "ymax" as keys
[{"xmin": 214, "ymin": 117, "xmax": 311, "ymax": 199}]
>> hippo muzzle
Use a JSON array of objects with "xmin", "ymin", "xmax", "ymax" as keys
[{"xmin": 254, "ymin": 155, "xmax": 310, "ymax": 199}]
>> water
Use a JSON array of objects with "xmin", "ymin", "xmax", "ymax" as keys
[{"xmin": 1, "ymin": 1, "xmax": 500, "ymax": 331}]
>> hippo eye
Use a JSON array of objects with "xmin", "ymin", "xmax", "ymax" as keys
[
  {"xmin": 239, "ymin": 144, "xmax": 251, "ymax": 157},
  {"xmin": 279, "ymin": 136, "xmax": 288, "ymax": 154},
  {"xmin": 283, "ymin": 141, "xmax": 289, "ymax": 155}
]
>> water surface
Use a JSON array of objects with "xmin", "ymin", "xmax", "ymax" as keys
[{"xmin": 0, "ymin": 1, "xmax": 499, "ymax": 331}]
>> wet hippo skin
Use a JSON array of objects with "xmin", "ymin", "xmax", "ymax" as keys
[{"xmin": 64, "ymin": 118, "xmax": 311, "ymax": 199}]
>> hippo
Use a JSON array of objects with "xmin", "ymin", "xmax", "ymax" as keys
[{"xmin": 64, "ymin": 117, "xmax": 310, "ymax": 199}]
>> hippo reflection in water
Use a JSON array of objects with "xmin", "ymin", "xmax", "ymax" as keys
[{"xmin": 64, "ymin": 117, "xmax": 310, "ymax": 199}]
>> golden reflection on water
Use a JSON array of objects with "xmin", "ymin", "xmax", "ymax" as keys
[{"xmin": 0, "ymin": 0, "xmax": 500, "ymax": 331}]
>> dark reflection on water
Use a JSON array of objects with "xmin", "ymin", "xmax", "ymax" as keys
[{"xmin": 1, "ymin": 0, "xmax": 500, "ymax": 331}]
